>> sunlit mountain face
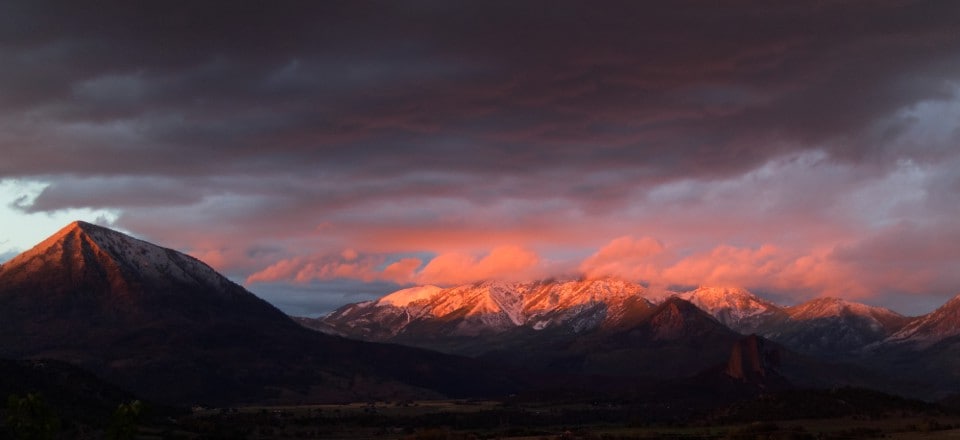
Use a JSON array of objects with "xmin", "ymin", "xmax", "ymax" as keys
[
  {"xmin": 298, "ymin": 276, "xmax": 960, "ymax": 399},
  {"xmin": 306, "ymin": 280, "xmax": 916, "ymax": 360}
]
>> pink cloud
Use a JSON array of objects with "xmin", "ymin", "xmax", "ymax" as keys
[
  {"xmin": 341, "ymin": 248, "xmax": 359, "ymax": 261},
  {"xmin": 381, "ymin": 258, "xmax": 423, "ymax": 283},
  {"xmin": 660, "ymin": 244, "xmax": 863, "ymax": 298},
  {"xmin": 415, "ymin": 245, "xmax": 543, "ymax": 285},
  {"xmin": 241, "ymin": 221, "xmax": 960, "ymax": 310},
  {"xmin": 188, "ymin": 248, "xmax": 232, "ymax": 272},
  {"xmin": 661, "ymin": 244, "xmax": 785, "ymax": 287},
  {"xmin": 246, "ymin": 258, "xmax": 308, "ymax": 284},
  {"xmin": 579, "ymin": 236, "xmax": 666, "ymax": 281},
  {"xmin": 243, "ymin": 236, "xmax": 859, "ymax": 300},
  {"xmin": 245, "ymin": 246, "xmax": 544, "ymax": 287},
  {"xmin": 246, "ymin": 253, "xmax": 390, "ymax": 285},
  {"xmin": 578, "ymin": 236, "xmax": 865, "ymax": 300}
]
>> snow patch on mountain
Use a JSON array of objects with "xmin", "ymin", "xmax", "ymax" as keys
[{"xmin": 85, "ymin": 222, "xmax": 229, "ymax": 289}]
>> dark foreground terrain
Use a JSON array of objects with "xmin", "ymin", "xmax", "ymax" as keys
[{"xmin": 3, "ymin": 388, "xmax": 959, "ymax": 440}]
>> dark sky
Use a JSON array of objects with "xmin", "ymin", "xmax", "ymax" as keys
[{"xmin": 2, "ymin": 1, "xmax": 960, "ymax": 315}]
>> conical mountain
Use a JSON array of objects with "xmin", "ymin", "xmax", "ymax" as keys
[
  {"xmin": 0, "ymin": 222, "xmax": 519, "ymax": 404},
  {"xmin": 0, "ymin": 221, "xmax": 299, "ymax": 354}
]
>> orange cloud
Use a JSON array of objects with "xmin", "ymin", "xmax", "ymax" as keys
[
  {"xmin": 380, "ymin": 257, "xmax": 423, "ymax": 283},
  {"xmin": 578, "ymin": 236, "xmax": 864, "ymax": 299},
  {"xmin": 579, "ymin": 235, "xmax": 666, "ymax": 281},
  {"xmin": 245, "ymin": 246, "xmax": 544, "ymax": 286},
  {"xmin": 415, "ymin": 245, "xmax": 543, "ymax": 285},
  {"xmin": 657, "ymin": 244, "xmax": 869, "ymax": 298},
  {"xmin": 244, "ymin": 234, "xmax": 880, "ymax": 304},
  {"xmin": 661, "ymin": 244, "xmax": 784, "ymax": 287},
  {"xmin": 246, "ymin": 252, "xmax": 391, "ymax": 284},
  {"xmin": 341, "ymin": 248, "xmax": 359, "ymax": 261},
  {"xmin": 246, "ymin": 257, "xmax": 308, "ymax": 284}
]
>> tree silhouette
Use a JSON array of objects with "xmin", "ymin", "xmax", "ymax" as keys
[
  {"xmin": 106, "ymin": 400, "xmax": 143, "ymax": 440},
  {"xmin": 5, "ymin": 393, "xmax": 60, "ymax": 440}
]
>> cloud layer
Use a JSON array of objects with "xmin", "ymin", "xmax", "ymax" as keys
[{"xmin": 2, "ymin": 1, "xmax": 960, "ymax": 315}]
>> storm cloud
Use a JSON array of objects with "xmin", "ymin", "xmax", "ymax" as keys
[{"xmin": 2, "ymin": 1, "xmax": 960, "ymax": 315}]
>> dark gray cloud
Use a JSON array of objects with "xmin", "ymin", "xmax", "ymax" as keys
[
  {"xmin": 2, "ymin": 1, "xmax": 958, "ymax": 181},
  {"xmin": 22, "ymin": 176, "xmax": 204, "ymax": 212},
  {"xmin": 3, "ymin": 1, "xmax": 960, "ymax": 313}
]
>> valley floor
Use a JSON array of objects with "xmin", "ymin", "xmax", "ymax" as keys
[{"xmin": 161, "ymin": 400, "xmax": 960, "ymax": 440}]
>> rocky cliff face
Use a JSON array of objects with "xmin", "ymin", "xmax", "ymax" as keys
[{"xmin": 725, "ymin": 335, "xmax": 781, "ymax": 382}]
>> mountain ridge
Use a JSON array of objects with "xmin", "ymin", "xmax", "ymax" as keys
[
  {"xmin": 316, "ymin": 278, "xmax": 657, "ymax": 342},
  {"xmin": 309, "ymin": 279, "xmax": 947, "ymax": 367},
  {"xmin": 759, "ymin": 297, "xmax": 912, "ymax": 357},
  {"xmin": 884, "ymin": 293, "xmax": 960, "ymax": 347}
]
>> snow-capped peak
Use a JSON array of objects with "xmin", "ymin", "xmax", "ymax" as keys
[
  {"xmin": 679, "ymin": 286, "xmax": 782, "ymax": 333},
  {"xmin": 321, "ymin": 278, "xmax": 658, "ymax": 337},
  {"xmin": 0, "ymin": 220, "xmax": 233, "ymax": 295},
  {"xmin": 682, "ymin": 286, "xmax": 775, "ymax": 310},
  {"xmin": 786, "ymin": 297, "xmax": 901, "ymax": 322}
]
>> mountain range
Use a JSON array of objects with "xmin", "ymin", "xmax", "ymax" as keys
[
  {"xmin": 304, "ymin": 280, "xmax": 930, "ymax": 358},
  {"xmin": 305, "ymin": 278, "xmax": 960, "ymax": 398},
  {"xmin": 4, "ymin": 221, "xmax": 960, "ymax": 407}
]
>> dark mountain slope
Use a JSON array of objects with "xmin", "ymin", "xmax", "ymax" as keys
[
  {"xmin": 0, "ymin": 222, "xmax": 520, "ymax": 405},
  {"xmin": 474, "ymin": 297, "xmax": 743, "ymax": 379},
  {"xmin": 861, "ymin": 293, "xmax": 960, "ymax": 399}
]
